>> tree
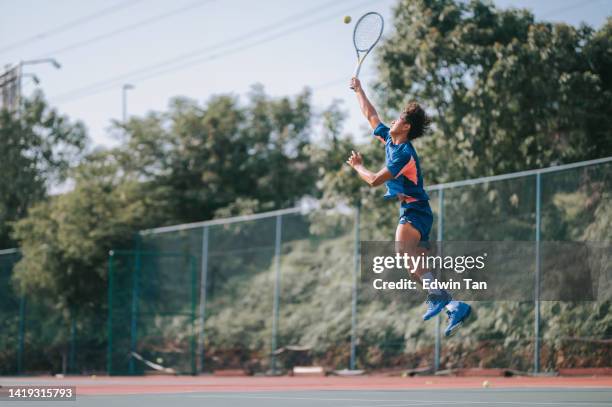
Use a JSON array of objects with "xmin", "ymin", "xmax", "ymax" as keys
[
  {"xmin": 11, "ymin": 151, "xmax": 160, "ymax": 307},
  {"xmin": 10, "ymin": 149, "xmax": 171, "ymax": 372},
  {"xmin": 112, "ymin": 85, "xmax": 318, "ymax": 224},
  {"xmin": 376, "ymin": 0, "xmax": 612, "ymax": 183},
  {"xmin": 11, "ymin": 84, "xmax": 322, "ymax": 318},
  {"xmin": 0, "ymin": 91, "xmax": 87, "ymax": 247}
]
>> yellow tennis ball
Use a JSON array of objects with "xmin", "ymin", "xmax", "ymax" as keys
[
  {"xmin": 482, "ymin": 380, "xmax": 490, "ymax": 388},
  {"xmin": 343, "ymin": 15, "xmax": 352, "ymax": 24}
]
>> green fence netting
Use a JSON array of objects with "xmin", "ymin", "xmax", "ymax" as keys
[
  {"xmin": 1, "ymin": 159, "xmax": 610, "ymax": 375},
  {"xmin": 107, "ymin": 251, "xmax": 197, "ymax": 375},
  {"xmin": 0, "ymin": 250, "xmax": 21, "ymax": 375}
]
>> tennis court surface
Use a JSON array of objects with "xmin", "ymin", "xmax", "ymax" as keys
[{"xmin": 1, "ymin": 375, "xmax": 611, "ymax": 406}]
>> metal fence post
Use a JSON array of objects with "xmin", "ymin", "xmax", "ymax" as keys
[
  {"xmin": 534, "ymin": 172, "xmax": 542, "ymax": 373},
  {"xmin": 17, "ymin": 295, "xmax": 25, "ymax": 375},
  {"xmin": 434, "ymin": 188, "xmax": 444, "ymax": 372},
  {"xmin": 270, "ymin": 214, "xmax": 282, "ymax": 374},
  {"xmin": 129, "ymin": 247, "xmax": 142, "ymax": 375},
  {"xmin": 190, "ymin": 256, "xmax": 197, "ymax": 375},
  {"xmin": 350, "ymin": 202, "xmax": 360, "ymax": 370},
  {"xmin": 107, "ymin": 251, "xmax": 114, "ymax": 375},
  {"xmin": 198, "ymin": 226, "xmax": 209, "ymax": 373},
  {"xmin": 69, "ymin": 316, "xmax": 76, "ymax": 373}
]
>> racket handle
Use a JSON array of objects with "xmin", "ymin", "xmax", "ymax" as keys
[{"xmin": 353, "ymin": 62, "xmax": 362, "ymax": 79}]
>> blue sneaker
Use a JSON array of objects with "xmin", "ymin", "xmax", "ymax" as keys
[
  {"xmin": 444, "ymin": 302, "xmax": 471, "ymax": 337},
  {"xmin": 422, "ymin": 291, "xmax": 452, "ymax": 321}
]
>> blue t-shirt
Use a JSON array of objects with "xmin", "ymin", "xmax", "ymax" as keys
[{"xmin": 373, "ymin": 122, "xmax": 429, "ymax": 208}]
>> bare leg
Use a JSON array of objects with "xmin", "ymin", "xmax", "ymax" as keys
[{"xmin": 395, "ymin": 222, "xmax": 429, "ymax": 280}]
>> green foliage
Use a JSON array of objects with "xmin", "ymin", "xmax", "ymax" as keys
[
  {"xmin": 376, "ymin": 1, "xmax": 612, "ymax": 183},
  {"xmin": 0, "ymin": 252, "xmax": 20, "ymax": 374},
  {"xmin": 113, "ymin": 85, "xmax": 318, "ymax": 224},
  {"xmin": 12, "ymin": 151, "xmax": 159, "ymax": 316},
  {"xmin": 542, "ymin": 301, "xmax": 612, "ymax": 369},
  {"xmin": 204, "ymin": 233, "xmax": 355, "ymax": 370},
  {"xmin": 10, "ymin": 84, "xmax": 320, "ymax": 314},
  {"xmin": 0, "ymin": 92, "xmax": 86, "ymax": 247},
  {"xmin": 3, "ymin": 2, "xmax": 611, "ymax": 374}
]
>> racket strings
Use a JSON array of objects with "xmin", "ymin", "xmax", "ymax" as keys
[{"xmin": 354, "ymin": 13, "xmax": 383, "ymax": 51}]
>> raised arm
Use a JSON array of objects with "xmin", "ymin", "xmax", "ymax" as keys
[
  {"xmin": 351, "ymin": 77, "xmax": 381, "ymax": 130},
  {"xmin": 346, "ymin": 150, "xmax": 393, "ymax": 187}
]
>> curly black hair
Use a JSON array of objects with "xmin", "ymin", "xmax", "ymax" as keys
[{"xmin": 400, "ymin": 101, "xmax": 431, "ymax": 140}]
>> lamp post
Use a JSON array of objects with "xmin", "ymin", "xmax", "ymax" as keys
[
  {"xmin": 122, "ymin": 84, "xmax": 134, "ymax": 124},
  {"xmin": 17, "ymin": 58, "xmax": 61, "ymax": 113},
  {"xmin": 21, "ymin": 58, "xmax": 61, "ymax": 69}
]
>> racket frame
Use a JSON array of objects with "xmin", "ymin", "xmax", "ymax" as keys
[{"xmin": 352, "ymin": 11, "xmax": 384, "ymax": 78}]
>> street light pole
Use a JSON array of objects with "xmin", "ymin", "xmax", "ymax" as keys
[
  {"xmin": 122, "ymin": 84, "xmax": 134, "ymax": 124},
  {"xmin": 20, "ymin": 58, "xmax": 61, "ymax": 70},
  {"xmin": 17, "ymin": 58, "xmax": 61, "ymax": 114}
]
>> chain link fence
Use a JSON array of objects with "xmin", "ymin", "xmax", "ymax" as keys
[{"xmin": 0, "ymin": 157, "xmax": 610, "ymax": 375}]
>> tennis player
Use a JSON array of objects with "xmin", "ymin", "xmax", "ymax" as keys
[{"xmin": 347, "ymin": 77, "xmax": 471, "ymax": 336}]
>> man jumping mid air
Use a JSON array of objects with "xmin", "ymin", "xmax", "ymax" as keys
[{"xmin": 347, "ymin": 77, "xmax": 471, "ymax": 336}]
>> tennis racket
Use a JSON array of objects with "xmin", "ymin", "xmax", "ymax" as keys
[{"xmin": 352, "ymin": 12, "xmax": 384, "ymax": 79}]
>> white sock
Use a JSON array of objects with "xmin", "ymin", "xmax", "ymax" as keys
[
  {"xmin": 421, "ymin": 272, "xmax": 443, "ymax": 295},
  {"xmin": 446, "ymin": 301, "xmax": 460, "ymax": 311}
]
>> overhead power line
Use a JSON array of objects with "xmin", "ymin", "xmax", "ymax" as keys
[
  {"xmin": 52, "ymin": 0, "xmax": 380, "ymax": 104},
  {"xmin": 0, "ymin": 0, "xmax": 145, "ymax": 56},
  {"xmin": 542, "ymin": 0, "xmax": 600, "ymax": 18},
  {"xmin": 37, "ymin": 0, "xmax": 216, "ymax": 58}
]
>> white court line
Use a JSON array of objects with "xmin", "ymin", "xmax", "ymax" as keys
[{"xmin": 187, "ymin": 394, "xmax": 611, "ymax": 405}]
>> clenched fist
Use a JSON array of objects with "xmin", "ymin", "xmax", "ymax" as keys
[{"xmin": 350, "ymin": 77, "xmax": 362, "ymax": 92}]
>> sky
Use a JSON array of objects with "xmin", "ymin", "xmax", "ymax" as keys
[{"xmin": 1, "ymin": 0, "xmax": 611, "ymax": 153}]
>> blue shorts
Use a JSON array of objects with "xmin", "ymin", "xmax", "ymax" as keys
[{"xmin": 399, "ymin": 201, "xmax": 433, "ymax": 244}]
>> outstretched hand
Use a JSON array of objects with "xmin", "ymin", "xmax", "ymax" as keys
[
  {"xmin": 346, "ymin": 150, "xmax": 363, "ymax": 168},
  {"xmin": 350, "ymin": 77, "xmax": 362, "ymax": 92}
]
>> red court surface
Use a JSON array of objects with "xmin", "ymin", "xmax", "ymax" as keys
[{"xmin": 2, "ymin": 375, "xmax": 611, "ymax": 395}]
